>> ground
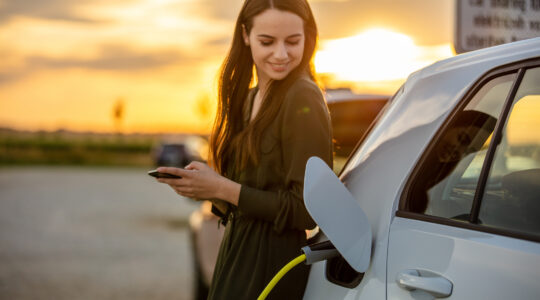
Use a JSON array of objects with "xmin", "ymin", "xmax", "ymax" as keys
[{"xmin": 0, "ymin": 167, "xmax": 200, "ymax": 300}]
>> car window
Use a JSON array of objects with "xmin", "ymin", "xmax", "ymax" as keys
[
  {"xmin": 404, "ymin": 63, "xmax": 540, "ymax": 240},
  {"xmin": 479, "ymin": 67, "xmax": 540, "ymax": 235},
  {"xmin": 406, "ymin": 73, "xmax": 516, "ymax": 220}
]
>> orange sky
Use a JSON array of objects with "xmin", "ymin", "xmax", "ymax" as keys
[{"xmin": 0, "ymin": 0, "xmax": 454, "ymax": 134}]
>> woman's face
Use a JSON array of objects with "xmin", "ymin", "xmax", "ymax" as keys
[{"xmin": 243, "ymin": 9, "xmax": 305, "ymax": 85}]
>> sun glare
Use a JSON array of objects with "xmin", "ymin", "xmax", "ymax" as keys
[{"xmin": 315, "ymin": 28, "xmax": 454, "ymax": 83}]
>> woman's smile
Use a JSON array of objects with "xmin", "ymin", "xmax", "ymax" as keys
[{"xmin": 268, "ymin": 61, "xmax": 289, "ymax": 72}]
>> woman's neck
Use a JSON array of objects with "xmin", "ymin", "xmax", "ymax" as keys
[
  {"xmin": 250, "ymin": 89, "xmax": 263, "ymax": 121},
  {"xmin": 256, "ymin": 70, "xmax": 270, "ymax": 99}
]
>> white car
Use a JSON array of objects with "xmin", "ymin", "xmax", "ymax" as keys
[{"xmin": 303, "ymin": 37, "xmax": 540, "ymax": 299}]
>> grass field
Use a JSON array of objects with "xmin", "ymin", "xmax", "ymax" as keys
[
  {"xmin": 0, "ymin": 128, "xmax": 196, "ymax": 167},
  {"xmin": 0, "ymin": 128, "xmax": 352, "ymax": 173}
]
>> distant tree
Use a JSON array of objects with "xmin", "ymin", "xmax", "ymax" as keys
[{"xmin": 112, "ymin": 97, "xmax": 125, "ymax": 134}]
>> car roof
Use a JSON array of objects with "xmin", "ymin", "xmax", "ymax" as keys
[{"xmin": 410, "ymin": 37, "xmax": 540, "ymax": 84}]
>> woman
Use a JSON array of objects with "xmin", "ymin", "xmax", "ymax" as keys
[{"xmin": 156, "ymin": 0, "xmax": 332, "ymax": 298}]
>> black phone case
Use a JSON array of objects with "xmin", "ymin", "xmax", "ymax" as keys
[{"xmin": 148, "ymin": 170, "xmax": 182, "ymax": 179}]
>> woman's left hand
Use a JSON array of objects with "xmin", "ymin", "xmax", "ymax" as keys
[{"xmin": 156, "ymin": 161, "xmax": 240, "ymax": 206}]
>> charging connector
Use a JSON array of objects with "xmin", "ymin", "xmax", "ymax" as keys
[
  {"xmin": 301, "ymin": 240, "xmax": 339, "ymax": 265},
  {"xmin": 258, "ymin": 240, "xmax": 340, "ymax": 300}
]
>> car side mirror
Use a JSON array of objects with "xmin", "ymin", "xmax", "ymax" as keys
[{"xmin": 303, "ymin": 156, "xmax": 372, "ymax": 273}]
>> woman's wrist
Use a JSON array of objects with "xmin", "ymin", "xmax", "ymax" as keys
[{"xmin": 217, "ymin": 177, "xmax": 241, "ymax": 206}]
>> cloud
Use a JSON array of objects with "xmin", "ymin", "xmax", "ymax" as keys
[
  {"xmin": 0, "ymin": 44, "xmax": 198, "ymax": 85},
  {"xmin": 205, "ymin": 36, "xmax": 232, "ymax": 47},
  {"xmin": 196, "ymin": 0, "xmax": 243, "ymax": 21},
  {"xmin": 35, "ymin": 45, "xmax": 191, "ymax": 70},
  {"xmin": 0, "ymin": 0, "xmax": 134, "ymax": 23}
]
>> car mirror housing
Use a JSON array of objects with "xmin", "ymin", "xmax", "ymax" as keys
[{"xmin": 304, "ymin": 156, "xmax": 372, "ymax": 273}]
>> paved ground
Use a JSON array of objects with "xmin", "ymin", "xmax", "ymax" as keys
[{"xmin": 0, "ymin": 167, "xmax": 201, "ymax": 300}]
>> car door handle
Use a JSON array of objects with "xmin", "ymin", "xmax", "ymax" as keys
[{"xmin": 396, "ymin": 269, "xmax": 453, "ymax": 298}]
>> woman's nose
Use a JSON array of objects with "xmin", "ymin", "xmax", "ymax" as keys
[{"xmin": 273, "ymin": 43, "xmax": 288, "ymax": 60}]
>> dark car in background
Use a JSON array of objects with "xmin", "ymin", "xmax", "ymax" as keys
[
  {"xmin": 153, "ymin": 135, "xmax": 208, "ymax": 168},
  {"xmin": 155, "ymin": 143, "xmax": 191, "ymax": 167},
  {"xmin": 326, "ymin": 88, "xmax": 389, "ymax": 158}
]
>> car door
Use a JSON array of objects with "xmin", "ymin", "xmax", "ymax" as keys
[{"xmin": 387, "ymin": 62, "xmax": 540, "ymax": 299}]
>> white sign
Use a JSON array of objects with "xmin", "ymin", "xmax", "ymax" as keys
[{"xmin": 455, "ymin": 0, "xmax": 540, "ymax": 53}]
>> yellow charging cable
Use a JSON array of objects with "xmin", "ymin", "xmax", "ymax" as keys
[{"xmin": 257, "ymin": 254, "xmax": 306, "ymax": 300}]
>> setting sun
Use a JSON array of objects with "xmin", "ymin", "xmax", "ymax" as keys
[{"xmin": 315, "ymin": 28, "xmax": 454, "ymax": 84}]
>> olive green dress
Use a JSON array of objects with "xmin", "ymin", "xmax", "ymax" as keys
[{"xmin": 207, "ymin": 77, "xmax": 333, "ymax": 300}]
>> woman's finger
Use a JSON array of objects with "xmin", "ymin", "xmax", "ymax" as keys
[
  {"xmin": 157, "ymin": 177, "xmax": 186, "ymax": 186},
  {"xmin": 184, "ymin": 162, "xmax": 195, "ymax": 170},
  {"xmin": 185, "ymin": 161, "xmax": 205, "ymax": 170},
  {"xmin": 164, "ymin": 184, "xmax": 192, "ymax": 197},
  {"xmin": 174, "ymin": 188, "xmax": 195, "ymax": 198},
  {"xmin": 156, "ymin": 166, "xmax": 190, "ymax": 178},
  {"xmin": 176, "ymin": 191, "xmax": 193, "ymax": 197},
  {"xmin": 173, "ymin": 185, "xmax": 195, "ymax": 194}
]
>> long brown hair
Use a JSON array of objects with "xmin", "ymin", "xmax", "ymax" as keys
[{"xmin": 210, "ymin": 0, "xmax": 319, "ymax": 176}]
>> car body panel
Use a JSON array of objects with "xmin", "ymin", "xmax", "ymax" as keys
[
  {"xmin": 387, "ymin": 217, "xmax": 540, "ymax": 299},
  {"xmin": 303, "ymin": 37, "xmax": 540, "ymax": 299}
]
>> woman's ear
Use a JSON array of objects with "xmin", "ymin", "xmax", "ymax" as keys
[{"xmin": 242, "ymin": 24, "xmax": 250, "ymax": 46}]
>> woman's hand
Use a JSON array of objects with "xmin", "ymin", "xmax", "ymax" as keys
[{"xmin": 156, "ymin": 161, "xmax": 241, "ymax": 206}]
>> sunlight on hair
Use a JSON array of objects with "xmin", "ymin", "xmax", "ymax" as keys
[{"xmin": 315, "ymin": 28, "xmax": 454, "ymax": 82}]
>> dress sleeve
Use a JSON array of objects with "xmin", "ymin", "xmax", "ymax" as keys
[{"xmin": 237, "ymin": 80, "xmax": 333, "ymax": 233}]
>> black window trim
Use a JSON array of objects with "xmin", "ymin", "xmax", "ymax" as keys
[
  {"xmin": 395, "ymin": 211, "xmax": 540, "ymax": 243},
  {"xmin": 398, "ymin": 57, "xmax": 540, "ymax": 244},
  {"xmin": 469, "ymin": 68, "xmax": 526, "ymax": 224}
]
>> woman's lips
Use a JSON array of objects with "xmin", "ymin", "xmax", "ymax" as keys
[{"xmin": 269, "ymin": 62, "xmax": 288, "ymax": 72}]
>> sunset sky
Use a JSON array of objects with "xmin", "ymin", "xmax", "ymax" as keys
[{"xmin": 0, "ymin": 0, "xmax": 454, "ymax": 134}]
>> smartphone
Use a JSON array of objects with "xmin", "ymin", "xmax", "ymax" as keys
[{"xmin": 147, "ymin": 169, "xmax": 182, "ymax": 179}]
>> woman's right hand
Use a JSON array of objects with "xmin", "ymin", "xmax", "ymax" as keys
[{"xmin": 155, "ymin": 162, "xmax": 241, "ymax": 206}]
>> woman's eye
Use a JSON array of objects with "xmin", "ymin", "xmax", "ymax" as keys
[{"xmin": 258, "ymin": 39, "xmax": 300, "ymax": 46}]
